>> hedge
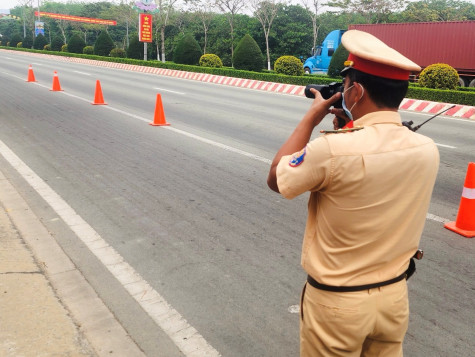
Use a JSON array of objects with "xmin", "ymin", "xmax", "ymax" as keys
[{"xmin": 1, "ymin": 46, "xmax": 473, "ymax": 106}]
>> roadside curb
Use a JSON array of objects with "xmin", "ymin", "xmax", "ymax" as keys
[
  {"xmin": 2, "ymin": 48, "xmax": 474, "ymax": 119},
  {"xmin": 0, "ymin": 169, "xmax": 146, "ymax": 357}
]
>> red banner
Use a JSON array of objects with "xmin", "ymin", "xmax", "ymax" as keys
[
  {"xmin": 139, "ymin": 13, "xmax": 152, "ymax": 43},
  {"xmin": 35, "ymin": 11, "xmax": 116, "ymax": 25}
]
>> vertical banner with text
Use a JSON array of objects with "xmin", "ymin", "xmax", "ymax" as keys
[
  {"xmin": 139, "ymin": 13, "xmax": 152, "ymax": 43},
  {"xmin": 35, "ymin": 21, "xmax": 44, "ymax": 36}
]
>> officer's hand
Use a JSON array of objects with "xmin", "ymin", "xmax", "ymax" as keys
[
  {"xmin": 330, "ymin": 108, "xmax": 351, "ymax": 129},
  {"xmin": 308, "ymin": 90, "xmax": 342, "ymax": 122}
]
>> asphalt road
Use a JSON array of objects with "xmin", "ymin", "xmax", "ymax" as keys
[{"xmin": 0, "ymin": 50, "xmax": 474, "ymax": 357}]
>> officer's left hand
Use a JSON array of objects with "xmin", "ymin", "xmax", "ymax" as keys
[{"xmin": 330, "ymin": 108, "xmax": 351, "ymax": 130}]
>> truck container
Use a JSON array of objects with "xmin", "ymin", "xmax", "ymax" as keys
[{"xmin": 348, "ymin": 21, "xmax": 475, "ymax": 87}]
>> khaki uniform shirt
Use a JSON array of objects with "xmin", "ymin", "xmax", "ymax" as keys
[{"xmin": 277, "ymin": 111, "xmax": 439, "ymax": 286}]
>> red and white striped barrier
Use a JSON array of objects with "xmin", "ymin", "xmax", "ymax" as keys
[{"xmin": 3, "ymin": 49, "xmax": 474, "ymax": 119}]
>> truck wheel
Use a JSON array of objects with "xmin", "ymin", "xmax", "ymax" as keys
[
  {"xmin": 469, "ymin": 79, "xmax": 475, "ymax": 87},
  {"xmin": 304, "ymin": 67, "xmax": 311, "ymax": 74},
  {"xmin": 458, "ymin": 77, "xmax": 466, "ymax": 87}
]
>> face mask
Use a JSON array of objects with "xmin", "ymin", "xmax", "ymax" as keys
[{"xmin": 341, "ymin": 84, "xmax": 364, "ymax": 121}]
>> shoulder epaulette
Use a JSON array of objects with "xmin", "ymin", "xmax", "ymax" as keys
[{"xmin": 320, "ymin": 126, "xmax": 364, "ymax": 134}]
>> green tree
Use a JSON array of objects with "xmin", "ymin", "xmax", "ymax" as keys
[
  {"xmin": 272, "ymin": 5, "xmax": 313, "ymax": 62},
  {"xmin": 9, "ymin": 33, "xmax": 23, "ymax": 47},
  {"xmin": 327, "ymin": 0, "xmax": 406, "ymax": 23},
  {"xmin": 51, "ymin": 36, "xmax": 64, "ymax": 51},
  {"xmin": 33, "ymin": 33, "xmax": 48, "ymax": 50},
  {"xmin": 22, "ymin": 35, "xmax": 33, "ymax": 48},
  {"xmin": 250, "ymin": 0, "xmax": 279, "ymax": 70},
  {"xmin": 68, "ymin": 33, "xmax": 86, "ymax": 53},
  {"xmin": 327, "ymin": 43, "xmax": 349, "ymax": 78},
  {"xmin": 399, "ymin": 0, "xmax": 475, "ymax": 21},
  {"xmin": 94, "ymin": 30, "xmax": 115, "ymax": 56},
  {"xmin": 127, "ymin": 35, "xmax": 143, "ymax": 59},
  {"xmin": 216, "ymin": 0, "xmax": 247, "ymax": 66},
  {"xmin": 233, "ymin": 34, "xmax": 264, "ymax": 71},
  {"xmin": 173, "ymin": 33, "xmax": 203, "ymax": 65}
]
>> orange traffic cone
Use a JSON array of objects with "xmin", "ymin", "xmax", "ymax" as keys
[
  {"xmin": 149, "ymin": 94, "xmax": 170, "ymax": 126},
  {"xmin": 91, "ymin": 80, "xmax": 107, "ymax": 105},
  {"xmin": 26, "ymin": 64, "xmax": 37, "ymax": 82},
  {"xmin": 50, "ymin": 71, "xmax": 63, "ymax": 91},
  {"xmin": 444, "ymin": 162, "xmax": 475, "ymax": 238}
]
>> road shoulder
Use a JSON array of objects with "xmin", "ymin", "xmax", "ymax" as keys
[{"xmin": 0, "ymin": 169, "xmax": 146, "ymax": 357}]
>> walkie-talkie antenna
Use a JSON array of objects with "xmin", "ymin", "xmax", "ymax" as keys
[{"xmin": 402, "ymin": 105, "xmax": 456, "ymax": 132}]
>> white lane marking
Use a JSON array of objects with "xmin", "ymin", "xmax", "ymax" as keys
[
  {"xmin": 288, "ymin": 305, "xmax": 300, "ymax": 314},
  {"xmin": 74, "ymin": 70, "xmax": 91, "ymax": 76},
  {"xmin": 153, "ymin": 87, "xmax": 186, "ymax": 95},
  {"xmin": 426, "ymin": 213, "xmax": 450, "ymax": 224},
  {"xmin": 102, "ymin": 105, "xmax": 272, "ymax": 164},
  {"xmin": 0, "ymin": 140, "xmax": 221, "ymax": 357},
  {"xmin": 436, "ymin": 143, "xmax": 456, "ymax": 149}
]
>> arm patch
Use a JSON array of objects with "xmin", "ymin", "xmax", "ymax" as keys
[{"xmin": 289, "ymin": 147, "xmax": 306, "ymax": 167}]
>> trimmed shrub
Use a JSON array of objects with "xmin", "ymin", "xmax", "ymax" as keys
[
  {"xmin": 199, "ymin": 54, "xmax": 223, "ymax": 68},
  {"xmin": 94, "ymin": 30, "xmax": 115, "ymax": 57},
  {"xmin": 127, "ymin": 36, "xmax": 143, "ymax": 59},
  {"xmin": 51, "ymin": 36, "xmax": 64, "ymax": 51},
  {"xmin": 16, "ymin": 42, "xmax": 22, "ymax": 48},
  {"xmin": 68, "ymin": 34, "xmax": 86, "ymax": 54},
  {"xmin": 233, "ymin": 34, "xmax": 264, "ymax": 72},
  {"xmin": 173, "ymin": 34, "xmax": 202, "ymax": 65},
  {"xmin": 110, "ymin": 48, "xmax": 126, "ymax": 58},
  {"xmin": 61, "ymin": 44, "xmax": 68, "ymax": 52},
  {"xmin": 10, "ymin": 33, "xmax": 22, "ymax": 48},
  {"xmin": 418, "ymin": 63, "xmax": 459, "ymax": 90},
  {"xmin": 33, "ymin": 34, "xmax": 48, "ymax": 50},
  {"xmin": 22, "ymin": 35, "xmax": 33, "ymax": 49},
  {"xmin": 44, "ymin": 44, "xmax": 51, "ymax": 51},
  {"xmin": 274, "ymin": 55, "xmax": 304, "ymax": 76},
  {"xmin": 327, "ymin": 44, "xmax": 350, "ymax": 78},
  {"xmin": 83, "ymin": 46, "xmax": 94, "ymax": 55}
]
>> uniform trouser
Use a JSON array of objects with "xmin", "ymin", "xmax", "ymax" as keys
[{"xmin": 300, "ymin": 279, "xmax": 409, "ymax": 357}]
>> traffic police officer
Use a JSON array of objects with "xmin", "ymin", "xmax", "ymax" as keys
[{"xmin": 267, "ymin": 30, "xmax": 440, "ymax": 356}]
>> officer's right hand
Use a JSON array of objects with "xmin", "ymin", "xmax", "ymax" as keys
[{"xmin": 308, "ymin": 90, "xmax": 342, "ymax": 124}]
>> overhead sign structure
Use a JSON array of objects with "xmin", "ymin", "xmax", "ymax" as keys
[
  {"xmin": 139, "ymin": 13, "xmax": 152, "ymax": 43},
  {"xmin": 34, "ymin": 11, "xmax": 117, "ymax": 25},
  {"xmin": 133, "ymin": 0, "xmax": 159, "ymax": 13}
]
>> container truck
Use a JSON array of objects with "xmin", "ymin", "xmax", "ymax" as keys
[
  {"xmin": 303, "ymin": 29, "xmax": 345, "ymax": 75},
  {"xmin": 303, "ymin": 21, "xmax": 475, "ymax": 87}
]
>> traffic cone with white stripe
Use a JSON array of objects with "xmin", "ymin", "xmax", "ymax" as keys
[
  {"xmin": 445, "ymin": 162, "xmax": 475, "ymax": 238},
  {"xmin": 26, "ymin": 64, "xmax": 37, "ymax": 82},
  {"xmin": 50, "ymin": 71, "xmax": 63, "ymax": 91}
]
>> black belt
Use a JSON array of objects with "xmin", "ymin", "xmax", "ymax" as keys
[
  {"xmin": 307, "ymin": 252, "xmax": 422, "ymax": 293},
  {"xmin": 307, "ymin": 271, "xmax": 407, "ymax": 292}
]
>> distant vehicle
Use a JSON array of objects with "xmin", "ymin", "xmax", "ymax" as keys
[
  {"xmin": 349, "ymin": 21, "xmax": 475, "ymax": 87},
  {"xmin": 304, "ymin": 21, "xmax": 475, "ymax": 87},
  {"xmin": 303, "ymin": 30, "xmax": 345, "ymax": 75}
]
